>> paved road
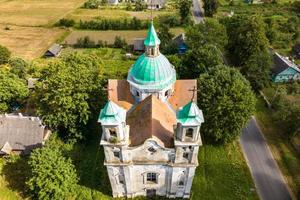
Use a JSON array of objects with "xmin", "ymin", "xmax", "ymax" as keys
[
  {"xmin": 192, "ymin": 0, "xmax": 204, "ymax": 23},
  {"xmin": 240, "ymin": 117, "xmax": 292, "ymax": 200}
]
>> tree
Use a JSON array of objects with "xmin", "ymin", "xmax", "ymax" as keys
[
  {"xmin": 113, "ymin": 36, "xmax": 127, "ymax": 49},
  {"xmin": 135, "ymin": 0, "xmax": 145, "ymax": 11},
  {"xmin": 198, "ymin": 65, "xmax": 256, "ymax": 143},
  {"xmin": 0, "ymin": 45, "xmax": 11, "ymax": 65},
  {"xmin": 35, "ymin": 52, "xmax": 103, "ymax": 141},
  {"xmin": 178, "ymin": 0, "xmax": 193, "ymax": 24},
  {"xmin": 180, "ymin": 44, "xmax": 223, "ymax": 78},
  {"xmin": 203, "ymin": 0, "xmax": 218, "ymax": 17},
  {"xmin": 157, "ymin": 24, "xmax": 177, "ymax": 54},
  {"xmin": 224, "ymin": 15, "xmax": 271, "ymax": 90},
  {"xmin": 9, "ymin": 57, "xmax": 28, "ymax": 79},
  {"xmin": 186, "ymin": 18, "xmax": 228, "ymax": 51},
  {"xmin": 0, "ymin": 69, "xmax": 28, "ymax": 113},
  {"xmin": 27, "ymin": 147, "xmax": 78, "ymax": 200}
]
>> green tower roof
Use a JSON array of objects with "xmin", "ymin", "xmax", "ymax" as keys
[
  {"xmin": 127, "ymin": 53, "xmax": 176, "ymax": 90},
  {"xmin": 144, "ymin": 22, "xmax": 161, "ymax": 46},
  {"xmin": 177, "ymin": 101, "xmax": 204, "ymax": 125},
  {"xmin": 98, "ymin": 100, "xmax": 126, "ymax": 125}
]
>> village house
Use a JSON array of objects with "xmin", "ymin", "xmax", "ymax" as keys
[
  {"xmin": 271, "ymin": 52, "xmax": 300, "ymax": 83},
  {"xmin": 173, "ymin": 33, "xmax": 187, "ymax": 54},
  {"xmin": 133, "ymin": 38, "xmax": 145, "ymax": 52},
  {"xmin": 98, "ymin": 22, "xmax": 204, "ymax": 198},
  {"xmin": 147, "ymin": 0, "xmax": 165, "ymax": 9},
  {"xmin": 0, "ymin": 113, "xmax": 50, "ymax": 155}
]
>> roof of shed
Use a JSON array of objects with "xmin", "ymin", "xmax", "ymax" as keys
[
  {"xmin": 46, "ymin": 43, "xmax": 62, "ymax": 56},
  {"xmin": 272, "ymin": 52, "xmax": 300, "ymax": 75},
  {"xmin": 0, "ymin": 113, "xmax": 46, "ymax": 151}
]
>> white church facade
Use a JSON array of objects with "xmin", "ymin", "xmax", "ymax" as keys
[{"xmin": 98, "ymin": 22, "xmax": 204, "ymax": 198}]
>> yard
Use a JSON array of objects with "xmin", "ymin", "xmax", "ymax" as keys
[
  {"xmin": 0, "ymin": 25, "xmax": 66, "ymax": 60},
  {"xmin": 64, "ymin": 28, "xmax": 184, "ymax": 45},
  {"xmin": 0, "ymin": 0, "xmax": 85, "ymax": 27},
  {"xmin": 255, "ymin": 90, "xmax": 300, "ymax": 196}
]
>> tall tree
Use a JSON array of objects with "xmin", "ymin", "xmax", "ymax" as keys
[
  {"xmin": 224, "ymin": 15, "xmax": 271, "ymax": 90},
  {"xmin": 27, "ymin": 147, "xmax": 78, "ymax": 200},
  {"xmin": 0, "ymin": 69, "xmax": 28, "ymax": 113},
  {"xmin": 203, "ymin": 0, "xmax": 218, "ymax": 17},
  {"xmin": 0, "ymin": 45, "xmax": 11, "ymax": 65},
  {"xmin": 198, "ymin": 65, "xmax": 256, "ymax": 144},
  {"xmin": 157, "ymin": 24, "xmax": 177, "ymax": 54},
  {"xmin": 186, "ymin": 18, "xmax": 228, "ymax": 51},
  {"xmin": 35, "ymin": 52, "xmax": 103, "ymax": 141},
  {"xmin": 180, "ymin": 44, "xmax": 223, "ymax": 78},
  {"xmin": 178, "ymin": 0, "xmax": 193, "ymax": 24}
]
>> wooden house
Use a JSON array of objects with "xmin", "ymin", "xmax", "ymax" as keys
[
  {"xmin": 173, "ymin": 33, "xmax": 187, "ymax": 54},
  {"xmin": 44, "ymin": 43, "xmax": 62, "ymax": 58}
]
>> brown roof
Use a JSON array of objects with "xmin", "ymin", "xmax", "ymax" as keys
[
  {"xmin": 126, "ymin": 95, "xmax": 177, "ymax": 148},
  {"xmin": 168, "ymin": 80, "xmax": 197, "ymax": 110},
  {"xmin": 108, "ymin": 79, "xmax": 134, "ymax": 110}
]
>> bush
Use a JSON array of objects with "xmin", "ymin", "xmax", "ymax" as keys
[
  {"xmin": 27, "ymin": 147, "xmax": 78, "ymax": 200},
  {"xmin": 113, "ymin": 36, "xmax": 127, "ymax": 49},
  {"xmin": 157, "ymin": 14, "xmax": 181, "ymax": 28},
  {"xmin": 58, "ymin": 18, "xmax": 75, "ymax": 27},
  {"xmin": 9, "ymin": 57, "xmax": 28, "ymax": 79},
  {"xmin": 0, "ymin": 45, "xmax": 11, "ymax": 65},
  {"xmin": 83, "ymin": 0, "xmax": 100, "ymax": 9}
]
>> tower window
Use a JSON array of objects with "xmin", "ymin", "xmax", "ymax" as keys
[
  {"xmin": 113, "ymin": 151, "xmax": 120, "ymax": 158},
  {"xmin": 109, "ymin": 128, "xmax": 117, "ymax": 138},
  {"xmin": 136, "ymin": 91, "xmax": 140, "ymax": 97},
  {"xmin": 183, "ymin": 152, "xmax": 189, "ymax": 160},
  {"xmin": 186, "ymin": 128, "xmax": 193, "ymax": 138},
  {"xmin": 165, "ymin": 90, "xmax": 169, "ymax": 97},
  {"xmin": 178, "ymin": 175, "xmax": 185, "ymax": 186},
  {"xmin": 146, "ymin": 172, "xmax": 157, "ymax": 183}
]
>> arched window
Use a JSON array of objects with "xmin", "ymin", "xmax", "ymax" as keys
[
  {"xmin": 186, "ymin": 128, "xmax": 193, "ymax": 138},
  {"xmin": 109, "ymin": 128, "xmax": 117, "ymax": 138},
  {"xmin": 136, "ymin": 91, "xmax": 140, "ymax": 97},
  {"xmin": 178, "ymin": 174, "xmax": 185, "ymax": 186}
]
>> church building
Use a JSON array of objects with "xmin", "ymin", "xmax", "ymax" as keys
[{"xmin": 98, "ymin": 22, "xmax": 204, "ymax": 198}]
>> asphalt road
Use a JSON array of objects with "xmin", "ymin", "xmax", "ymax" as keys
[
  {"xmin": 240, "ymin": 117, "xmax": 292, "ymax": 200},
  {"xmin": 192, "ymin": 0, "xmax": 204, "ymax": 23}
]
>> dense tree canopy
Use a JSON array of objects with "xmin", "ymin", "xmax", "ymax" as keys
[
  {"xmin": 27, "ymin": 147, "xmax": 78, "ymax": 200},
  {"xmin": 203, "ymin": 0, "xmax": 218, "ymax": 17},
  {"xmin": 198, "ymin": 65, "xmax": 256, "ymax": 144},
  {"xmin": 9, "ymin": 57, "xmax": 28, "ymax": 79},
  {"xmin": 0, "ymin": 69, "xmax": 28, "ymax": 113},
  {"xmin": 157, "ymin": 24, "xmax": 178, "ymax": 54},
  {"xmin": 35, "ymin": 52, "xmax": 103, "ymax": 140},
  {"xmin": 186, "ymin": 18, "xmax": 228, "ymax": 51},
  {"xmin": 180, "ymin": 44, "xmax": 223, "ymax": 78},
  {"xmin": 0, "ymin": 45, "xmax": 11, "ymax": 65},
  {"xmin": 177, "ymin": 0, "xmax": 193, "ymax": 24},
  {"xmin": 224, "ymin": 15, "xmax": 271, "ymax": 90}
]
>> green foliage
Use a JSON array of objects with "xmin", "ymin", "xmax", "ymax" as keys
[
  {"xmin": 113, "ymin": 36, "xmax": 127, "ymax": 49},
  {"xmin": 135, "ymin": 0, "xmax": 146, "ymax": 11},
  {"xmin": 74, "ymin": 36, "xmax": 106, "ymax": 48},
  {"xmin": 27, "ymin": 147, "xmax": 78, "ymax": 200},
  {"xmin": 204, "ymin": 0, "xmax": 218, "ymax": 17},
  {"xmin": 177, "ymin": 0, "xmax": 193, "ymax": 24},
  {"xmin": 8, "ymin": 57, "xmax": 28, "ymax": 79},
  {"xmin": 181, "ymin": 44, "xmax": 223, "ymax": 78},
  {"xmin": 78, "ymin": 17, "xmax": 148, "ymax": 30},
  {"xmin": 0, "ymin": 45, "xmax": 11, "ymax": 65},
  {"xmin": 156, "ymin": 14, "xmax": 181, "ymax": 28},
  {"xmin": 198, "ymin": 65, "xmax": 256, "ymax": 143},
  {"xmin": 0, "ymin": 69, "xmax": 28, "ymax": 113},
  {"xmin": 57, "ymin": 18, "xmax": 75, "ymax": 27},
  {"xmin": 186, "ymin": 18, "xmax": 228, "ymax": 51},
  {"xmin": 224, "ymin": 15, "xmax": 271, "ymax": 90},
  {"xmin": 83, "ymin": 0, "xmax": 100, "ymax": 9},
  {"xmin": 292, "ymin": 1, "xmax": 300, "ymax": 13},
  {"xmin": 157, "ymin": 24, "xmax": 178, "ymax": 54},
  {"xmin": 35, "ymin": 52, "xmax": 104, "ymax": 141}
]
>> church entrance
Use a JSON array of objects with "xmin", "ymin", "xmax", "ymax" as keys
[{"xmin": 146, "ymin": 189, "xmax": 156, "ymax": 197}]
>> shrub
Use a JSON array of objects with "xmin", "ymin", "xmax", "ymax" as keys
[
  {"xmin": 83, "ymin": 0, "xmax": 100, "ymax": 9},
  {"xmin": 58, "ymin": 18, "xmax": 75, "ymax": 27},
  {"xmin": 113, "ymin": 36, "xmax": 127, "ymax": 49},
  {"xmin": 9, "ymin": 57, "xmax": 28, "ymax": 79},
  {"xmin": 0, "ymin": 45, "xmax": 11, "ymax": 65}
]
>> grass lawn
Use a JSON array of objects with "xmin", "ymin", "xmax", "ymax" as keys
[
  {"xmin": 255, "ymin": 97, "xmax": 300, "ymax": 197},
  {"xmin": 64, "ymin": 28, "xmax": 184, "ymax": 45},
  {"xmin": 66, "ymin": 8, "xmax": 174, "ymax": 22},
  {"xmin": 0, "ymin": 25, "xmax": 66, "ymax": 60},
  {"xmin": 0, "ymin": 0, "xmax": 85, "ymax": 27}
]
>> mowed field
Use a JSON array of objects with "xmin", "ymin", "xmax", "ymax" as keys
[
  {"xmin": 0, "ymin": 25, "xmax": 65, "ymax": 60},
  {"xmin": 66, "ymin": 8, "xmax": 174, "ymax": 22},
  {"xmin": 64, "ymin": 28, "xmax": 184, "ymax": 45},
  {"xmin": 0, "ymin": 0, "xmax": 85, "ymax": 27}
]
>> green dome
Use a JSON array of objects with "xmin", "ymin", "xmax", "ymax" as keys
[
  {"xmin": 98, "ymin": 100, "xmax": 126, "ymax": 125},
  {"xmin": 177, "ymin": 101, "xmax": 204, "ymax": 125},
  {"xmin": 144, "ymin": 22, "xmax": 161, "ymax": 46},
  {"xmin": 127, "ymin": 53, "xmax": 176, "ymax": 90}
]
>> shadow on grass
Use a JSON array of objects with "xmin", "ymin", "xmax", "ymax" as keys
[{"xmin": 2, "ymin": 155, "xmax": 30, "ymax": 199}]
